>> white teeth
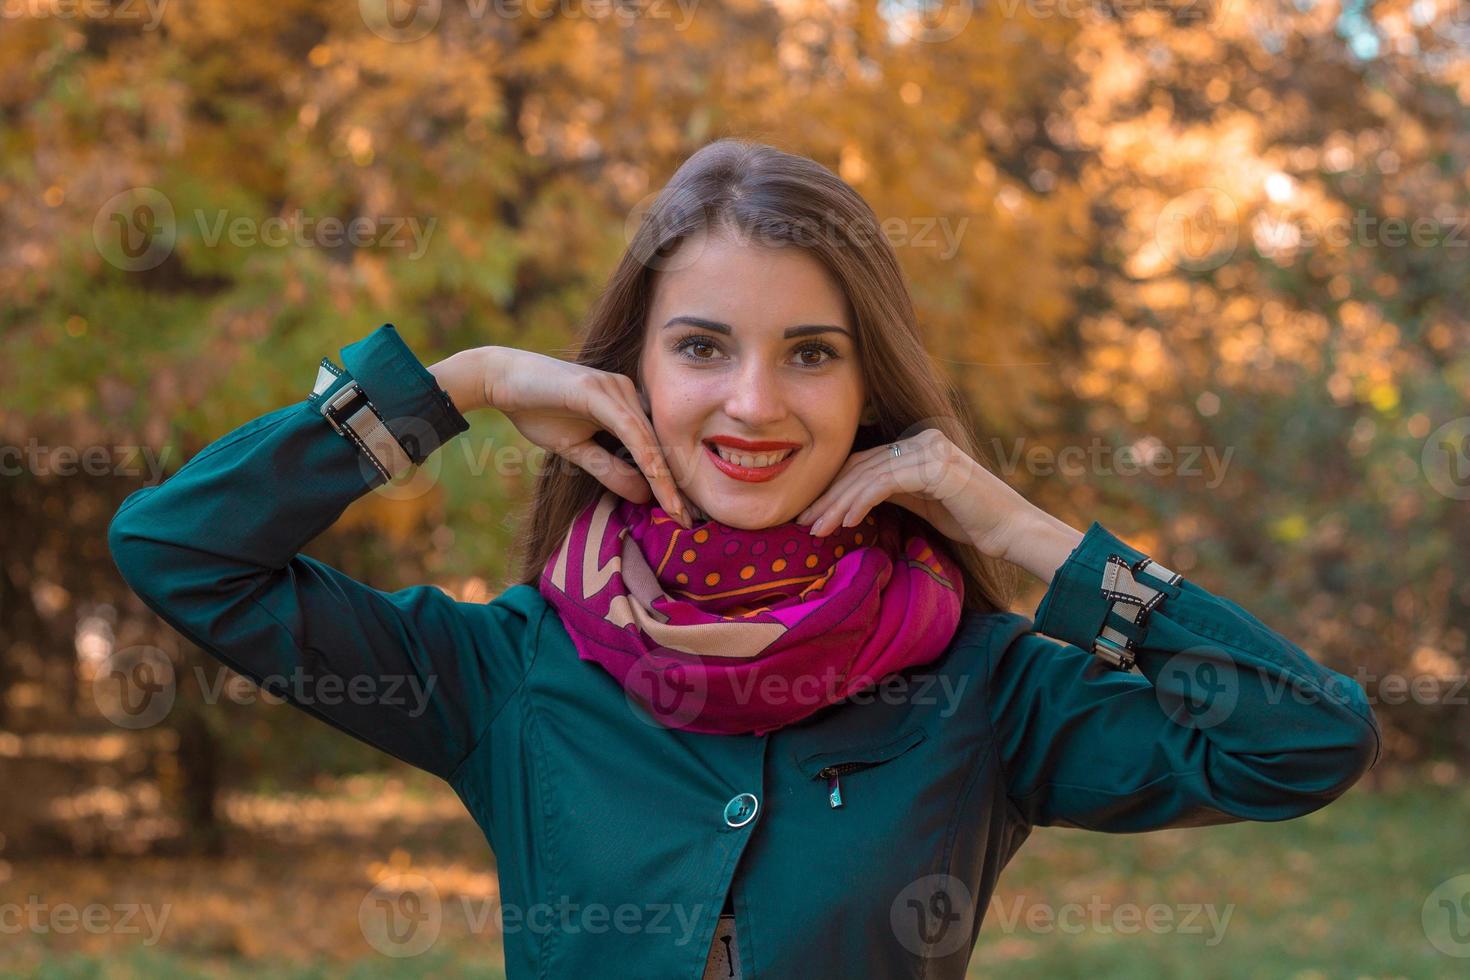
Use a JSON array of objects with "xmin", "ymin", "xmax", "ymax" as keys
[{"xmin": 713, "ymin": 446, "xmax": 793, "ymax": 468}]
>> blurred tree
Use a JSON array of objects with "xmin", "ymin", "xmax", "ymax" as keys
[
  {"xmin": 1049, "ymin": 0, "xmax": 1469, "ymax": 763},
  {"xmin": 0, "ymin": 0, "xmax": 1463, "ymax": 854}
]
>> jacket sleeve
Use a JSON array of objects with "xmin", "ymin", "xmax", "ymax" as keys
[
  {"xmin": 107, "ymin": 324, "xmax": 534, "ymax": 783},
  {"xmin": 984, "ymin": 521, "xmax": 1382, "ymax": 831}
]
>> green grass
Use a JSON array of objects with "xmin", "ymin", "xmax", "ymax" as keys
[
  {"xmin": 2, "ymin": 775, "xmax": 1461, "ymax": 978},
  {"xmin": 14, "ymin": 947, "xmax": 504, "ymax": 980},
  {"xmin": 969, "ymin": 775, "xmax": 1464, "ymax": 978}
]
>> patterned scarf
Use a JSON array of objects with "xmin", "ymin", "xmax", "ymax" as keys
[{"xmin": 538, "ymin": 489, "xmax": 965, "ymax": 735}]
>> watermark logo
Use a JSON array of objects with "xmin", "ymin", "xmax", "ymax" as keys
[
  {"xmin": 360, "ymin": 873, "xmax": 443, "ymax": 957},
  {"xmin": 1155, "ymin": 187, "xmax": 1239, "ymax": 272},
  {"xmin": 359, "ymin": 0, "xmax": 697, "ymax": 40},
  {"xmin": 622, "ymin": 652, "xmax": 712, "ymax": 730},
  {"xmin": 0, "ymin": 440, "xmax": 174, "ymax": 481},
  {"xmin": 624, "ymin": 190, "xmax": 711, "ymax": 274},
  {"xmin": 360, "ymin": 415, "xmax": 448, "ymax": 500},
  {"xmin": 988, "ymin": 436, "xmax": 1234, "ymax": 488},
  {"xmin": 93, "ymin": 187, "xmax": 176, "ymax": 272},
  {"xmin": 989, "ymin": 894, "xmax": 1234, "ymax": 945},
  {"xmin": 890, "ymin": 873, "xmax": 974, "ymax": 958},
  {"xmin": 1429, "ymin": 0, "xmax": 1470, "ymax": 44},
  {"xmin": 92, "ymin": 645, "xmax": 176, "ymax": 730},
  {"xmin": 194, "ymin": 209, "xmax": 435, "ymax": 257},
  {"xmin": 91, "ymin": 653, "xmax": 440, "ymax": 731},
  {"xmin": 94, "ymin": 188, "xmax": 437, "ymax": 271},
  {"xmin": 885, "ymin": 0, "xmax": 974, "ymax": 43},
  {"xmin": 1153, "ymin": 645, "xmax": 1240, "ymax": 731},
  {"xmin": 1422, "ymin": 417, "xmax": 1470, "ymax": 500},
  {"xmin": 889, "ymin": 421, "xmax": 978, "ymax": 505},
  {"xmin": 356, "ymin": 882, "xmax": 709, "ymax": 951},
  {"xmin": 0, "ymin": 896, "xmax": 171, "ymax": 944},
  {"xmin": 1423, "ymin": 873, "xmax": 1470, "ymax": 958},
  {"xmin": 360, "ymin": 0, "xmax": 442, "ymax": 41},
  {"xmin": 623, "ymin": 195, "xmax": 971, "ymax": 274},
  {"xmin": 620, "ymin": 658, "xmax": 969, "ymax": 730},
  {"xmin": 1157, "ymin": 186, "xmax": 1467, "ymax": 272},
  {"xmin": 1, "ymin": 0, "xmax": 169, "ymax": 29}
]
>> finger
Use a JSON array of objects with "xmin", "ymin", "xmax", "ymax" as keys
[
  {"xmin": 559, "ymin": 439, "xmax": 653, "ymax": 505},
  {"xmin": 589, "ymin": 382, "xmax": 690, "ymax": 527},
  {"xmin": 835, "ymin": 452, "xmax": 939, "ymax": 528},
  {"xmin": 834, "ymin": 482, "xmax": 895, "ymax": 533},
  {"xmin": 619, "ymin": 410, "xmax": 693, "ymax": 527},
  {"xmin": 796, "ymin": 476, "xmax": 845, "ymax": 528},
  {"xmin": 795, "ymin": 449, "xmax": 874, "ymax": 525},
  {"xmin": 593, "ymin": 383, "xmax": 672, "ymax": 488},
  {"xmin": 811, "ymin": 450, "xmax": 927, "ymax": 535},
  {"xmin": 809, "ymin": 467, "xmax": 886, "ymax": 536}
]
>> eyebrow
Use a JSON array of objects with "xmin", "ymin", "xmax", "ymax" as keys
[{"xmin": 662, "ymin": 315, "xmax": 851, "ymax": 340}]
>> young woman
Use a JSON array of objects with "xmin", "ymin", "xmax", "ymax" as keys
[{"xmin": 108, "ymin": 139, "xmax": 1380, "ymax": 978}]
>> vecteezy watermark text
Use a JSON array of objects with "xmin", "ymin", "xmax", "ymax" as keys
[
  {"xmin": 1, "ymin": 0, "xmax": 168, "ymax": 29},
  {"xmin": 93, "ymin": 646, "xmax": 439, "ymax": 730},
  {"xmin": 357, "ymin": 874, "xmax": 708, "ymax": 957},
  {"xmin": 987, "ymin": 437, "xmax": 1234, "ymax": 488},
  {"xmin": 358, "ymin": 0, "xmax": 701, "ymax": 42},
  {"xmin": 194, "ymin": 209, "xmax": 436, "ymax": 258},
  {"xmin": 988, "ymin": 894, "xmax": 1234, "ymax": 946},
  {"xmin": 93, "ymin": 187, "xmax": 438, "ymax": 272},
  {"xmin": 0, "ymin": 441, "xmax": 174, "ymax": 482},
  {"xmin": 0, "ymin": 896, "xmax": 171, "ymax": 945}
]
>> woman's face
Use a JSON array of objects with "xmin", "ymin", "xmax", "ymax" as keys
[{"xmin": 637, "ymin": 232, "xmax": 865, "ymax": 530}]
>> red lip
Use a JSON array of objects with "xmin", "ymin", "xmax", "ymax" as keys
[
  {"xmin": 704, "ymin": 436, "xmax": 802, "ymax": 451},
  {"xmin": 704, "ymin": 441, "xmax": 800, "ymax": 483}
]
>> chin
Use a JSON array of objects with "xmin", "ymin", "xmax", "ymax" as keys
[
  {"xmin": 716, "ymin": 513, "xmax": 789, "ymax": 531},
  {"xmin": 689, "ymin": 493, "xmax": 797, "ymax": 530}
]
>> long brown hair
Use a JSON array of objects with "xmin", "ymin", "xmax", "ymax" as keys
[{"xmin": 508, "ymin": 137, "xmax": 1019, "ymax": 615}]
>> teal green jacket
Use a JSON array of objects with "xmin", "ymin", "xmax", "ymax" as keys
[{"xmin": 108, "ymin": 324, "xmax": 1381, "ymax": 979}]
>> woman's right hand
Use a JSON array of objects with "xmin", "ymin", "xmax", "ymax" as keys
[{"xmin": 480, "ymin": 346, "xmax": 692, "ymax": 528}]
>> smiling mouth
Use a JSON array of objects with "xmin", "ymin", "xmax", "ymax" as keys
[{"xmin": 703, "ymin": 441, "xmax": 801, "ymax": 482}]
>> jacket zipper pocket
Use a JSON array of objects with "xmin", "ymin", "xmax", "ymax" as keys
[
  {"xmin": 817, "ymin": 760, "xmax": 885, "ymax": 808},
  {"xmin": 801, "ymin": 726, "xmax": 929, "ymax": 809}
]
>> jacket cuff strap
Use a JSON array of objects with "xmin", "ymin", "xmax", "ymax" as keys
[
  {"xmin": 339, "ymin": 323, "xmax": 470, "ymax": 465},
  {"xmin": 313, "ymin": 370, "xmax": 413, "ymax": 483},
  {"xmin": 1032, "ymin": 522, "xmax": 1183, "ymax": 671},
  {"xmin": 308, "ymin": 324, "xmax": 470, "ymax": 482}
]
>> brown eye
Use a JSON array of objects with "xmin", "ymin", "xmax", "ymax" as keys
[
  {"xmin": 795, "ymin": 341, "xmax": 839, "ymax": 367},
  {"xmin": 673, "ymin": 335, "xmax": 721, "ymax": 361}
]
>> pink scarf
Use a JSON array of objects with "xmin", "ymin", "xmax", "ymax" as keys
[{"xmin": 538, "ymin": 489, "xmax": 965, "ymax": 735}]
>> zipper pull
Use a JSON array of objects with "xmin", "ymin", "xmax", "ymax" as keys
[{"xmin": 825, "ymin": 770, "xmax": 844, "ymax": 808}]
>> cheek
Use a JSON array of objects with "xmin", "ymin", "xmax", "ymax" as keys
[
  {"xmin": 796, "ymin": 381, "xmax": 862, "ymax": 438},
  {"xmin": 651, "ymin": 387, "xmax": 701, "ymax": 436},
  {"xmin": 646, "ymin": 386, "xmax": 707, "ymax": 473},
  {"xmin": 794, "ymin": 392, "xmax": 861, "ymax": 476}
]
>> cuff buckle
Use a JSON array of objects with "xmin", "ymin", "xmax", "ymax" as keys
[
  {"xmin": 1092, "ymin": 556, "xmax": 1182, "ymax": 671},
  {"xmin": 313, "ymin": 362, "xmax": 413, "ymax": 482},
  {"xmin": 321, "ymin": 380, "xmax": 367, "ymax": 437}
]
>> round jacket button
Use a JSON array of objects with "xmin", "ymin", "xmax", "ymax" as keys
[{"xmin": 723, "ymin": 792, "xmax": 759, "ymax": 828}]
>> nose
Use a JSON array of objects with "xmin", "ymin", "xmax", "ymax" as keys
[{"xmin": 723, "ymin": 359, "xmax": 788, "ymax": 429}]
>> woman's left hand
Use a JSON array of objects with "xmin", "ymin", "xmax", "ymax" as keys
[{"xmin": 794, "ymin": 427, "xmax": 1039, "ymax": 560}]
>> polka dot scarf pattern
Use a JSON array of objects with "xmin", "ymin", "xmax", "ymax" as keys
[{"xmin": 539, "ymin": 489, "xmax": 965, "ymax": 735}]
